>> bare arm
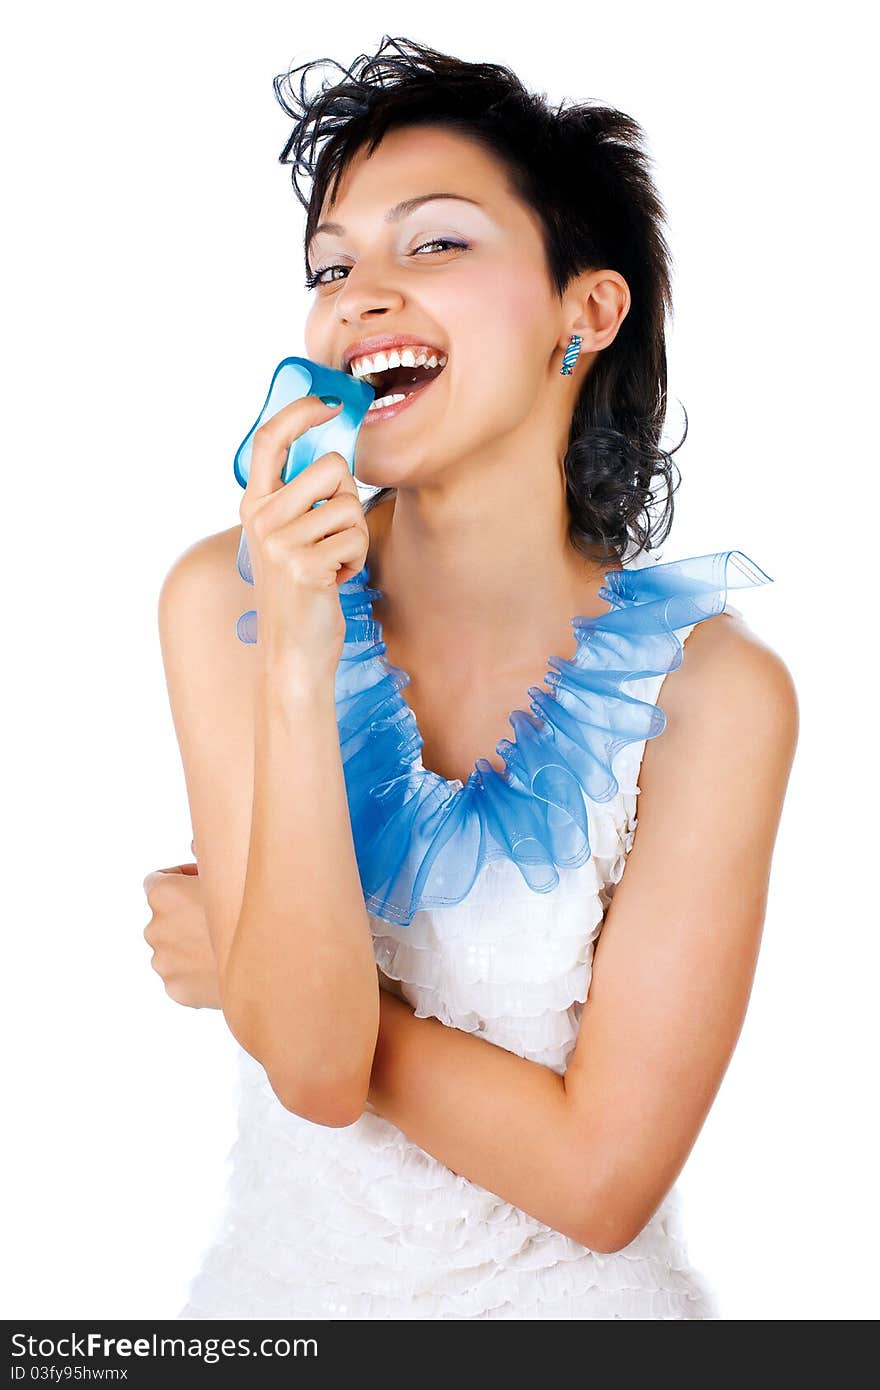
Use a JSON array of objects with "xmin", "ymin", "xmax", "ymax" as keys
[
  {"xmin": 158, "ymin": 524, "xmax": 378, "ymax": 1127},
  {"xmin": 365, "ymin": 620, "xmax": 799, "ymax": 1251},
  {"xmin": 233, "ymin": 661, "xmax": 378, "ymax": 1124}
]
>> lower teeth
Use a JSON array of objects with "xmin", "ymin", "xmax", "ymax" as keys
[{"xmin": 368, "ymin": 392, "xmax": 407, "ymax": 412}]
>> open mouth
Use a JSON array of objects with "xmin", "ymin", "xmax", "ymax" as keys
[{"xmin": 349, "ymin": 350, "xmax": 448, "ymax": 413}]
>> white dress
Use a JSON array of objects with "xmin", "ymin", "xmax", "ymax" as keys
[{"xmin": 177, "ymin": 542, "xmax": 769, "ymax": 1320}]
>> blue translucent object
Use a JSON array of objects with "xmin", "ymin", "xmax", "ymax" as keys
[
  {"xmin": 333, "ymin": 549, "xmax": 774, "ymax": 926},
  {"xmin": 233, "ymin": 356, "xmax": 374, "ymax": 488},
  {"xmin": 233, "ymin": 357, "xmax": 374, "ymax": 643}
]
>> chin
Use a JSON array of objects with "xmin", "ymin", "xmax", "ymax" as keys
[
  {"xmin": 353, "ymin": 454, "xmax": 417, "ymax": 490},
  {"xmin": 354, "ymin": 461, "xmax": 397, "ymax": 490}
]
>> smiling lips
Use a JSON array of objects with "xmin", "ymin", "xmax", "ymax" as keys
[
  {"xmin": 349, "ymin": 345, "xmax": 448, "ymax": 408},
  {"xmin": 347, "ymin": 344, "xmax": 449, "ymax": 420},
  {"xmin": 359, "ymin": 363, "xmax": 447, "ymax": 424}
]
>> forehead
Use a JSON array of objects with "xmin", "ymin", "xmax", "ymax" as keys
[{"xmin": 315, "ymin": 124, "xmax": 513, "ymax": 224}]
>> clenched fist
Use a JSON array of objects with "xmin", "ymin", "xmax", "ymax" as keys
[
  {"xmin": 239, "ymin": 394, "xmax": 369, "ymax": 683},
  {"xmin": 142, "ymin": 861, "xmax": 220, "ymax": 1010}
]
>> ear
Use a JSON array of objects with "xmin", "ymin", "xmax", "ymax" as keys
[{"xmin": 561, "ymin": 268, "xmax": 632, "ymax": 354}]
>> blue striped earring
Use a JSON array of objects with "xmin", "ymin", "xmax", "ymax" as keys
[{"xmin": 560, "ymin": 333, "xmax": 583, "ymax": 376}]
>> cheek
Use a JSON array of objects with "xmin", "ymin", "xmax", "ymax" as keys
[
  {"xmin": 488, "ymin": 258, "xmax": 547, "ymax": 314},
  {"xmin": 302, "ymin": 302, "xmax": 320, "ymax": 359},
  {"xmin": 451, "ymin": 263, "xmax": 550, "ymax": 402}
]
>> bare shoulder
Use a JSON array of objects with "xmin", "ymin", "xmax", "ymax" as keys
[
  {"xmin": 157, "ymin": 523, "xmax": 254, "ymax": 717},
  {"xmin": 159, "ymin": 524, "xmax": 246, "ymax": 619},
  {"xmin": 641, "ymin": 608, "xmax": 800, "ymax": 808},
  {"xmin": 661, "ymin": 609, "xmax": 798, "ymax": 737}
]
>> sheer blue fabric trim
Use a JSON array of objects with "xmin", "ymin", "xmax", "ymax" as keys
[{"xmin": 335, "ymin": 550, "xmax": 773, "ymax": 927}]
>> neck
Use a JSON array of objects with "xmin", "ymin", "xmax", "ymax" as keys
[{"xmin": 366, "ymin": 454, "xmax": 621, "ymax": 677}]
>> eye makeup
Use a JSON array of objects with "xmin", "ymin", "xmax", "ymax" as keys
[{"xmin": 304, "ymin": 236, "xmax": 471, "ymax": 290}]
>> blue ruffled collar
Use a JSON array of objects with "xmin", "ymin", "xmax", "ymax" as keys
[{"xmin": 333, "ymin": 548, "xmax": 772, "ymax": 927}]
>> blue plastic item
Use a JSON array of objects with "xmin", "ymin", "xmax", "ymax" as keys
[
  {"xmin": 233, "ymin": 356, "xmax": 374, "ymax": 489},
  {"xmin": 234, "ymin": 357, "xmax": 375, "ymax": 642}
]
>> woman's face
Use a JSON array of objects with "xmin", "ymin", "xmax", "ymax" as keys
[{"xmin": 303, "ymin": 124, "xmax": 570, "ymax": 487}]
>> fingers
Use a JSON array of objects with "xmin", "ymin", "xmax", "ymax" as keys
[
  {"xmin": 240, "ymin": 451, "xmax": 358, "ymax": 539},
  {"xmin": 289, "ymin": 491, "xmax": 367, "ymax": 550},
  {"xmin": 314, "ymin": 525, "xmax": 371, "ymax": 583},
  {"xmin": 142, "ymin": 863, "xmax": 200, "ymax": 901},
  {"xmin": 243, "ymin": 395, "xmax": 343, "ymax": 506}
]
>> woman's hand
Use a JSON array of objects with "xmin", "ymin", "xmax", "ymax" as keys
[
  {"xmin": 239, "ymin": 395, "xmax": 369, "ymax": 685},
  {"xmin": 142, "ymin": 861, "xmax": 221, "ymax": 1010}
]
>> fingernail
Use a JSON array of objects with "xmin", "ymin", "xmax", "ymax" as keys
[{"xmin": 319, "ymin": 394, "xmax": 342, "ymax": 407}]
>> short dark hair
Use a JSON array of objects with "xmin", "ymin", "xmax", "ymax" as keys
[{"xmin": 273, "ymin": 34, "xmax": 685, "ymax": 565}]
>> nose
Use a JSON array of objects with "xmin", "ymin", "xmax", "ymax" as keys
[{"xmin": 334, "ymin": 259, "xmax": 405, "ymax": 324}]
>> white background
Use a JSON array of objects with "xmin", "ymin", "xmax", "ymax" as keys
[{"xmin": 3, "ymin": 1, "xmax": 877, "ymax": 1321}]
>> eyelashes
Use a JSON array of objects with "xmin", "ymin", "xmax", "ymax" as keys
[{"xmin": 304, "ymin": 238, "xmax": 470, "ymax": 290}]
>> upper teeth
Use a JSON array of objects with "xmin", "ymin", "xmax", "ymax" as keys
[{"xmin": 348, "ymin": 346, "xmax": 448, "ymax": 379}]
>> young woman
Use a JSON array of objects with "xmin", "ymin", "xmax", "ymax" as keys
[{"xmin": 145, "ymin": 36, "xmax": 798, "ymax": 1319}]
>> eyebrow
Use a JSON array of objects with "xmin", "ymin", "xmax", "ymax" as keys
[{"xmin": 308, "ymin": 193, "xmax": 484, "ymax": 250}]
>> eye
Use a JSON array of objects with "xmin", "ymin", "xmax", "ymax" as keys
[
  {"xmin": 304, "ymin": 238, "xmax": 469, "ymax": 290},
  {"xmin": 412, "ymin": 237, "xmax": 467, "ymax": 257}
]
